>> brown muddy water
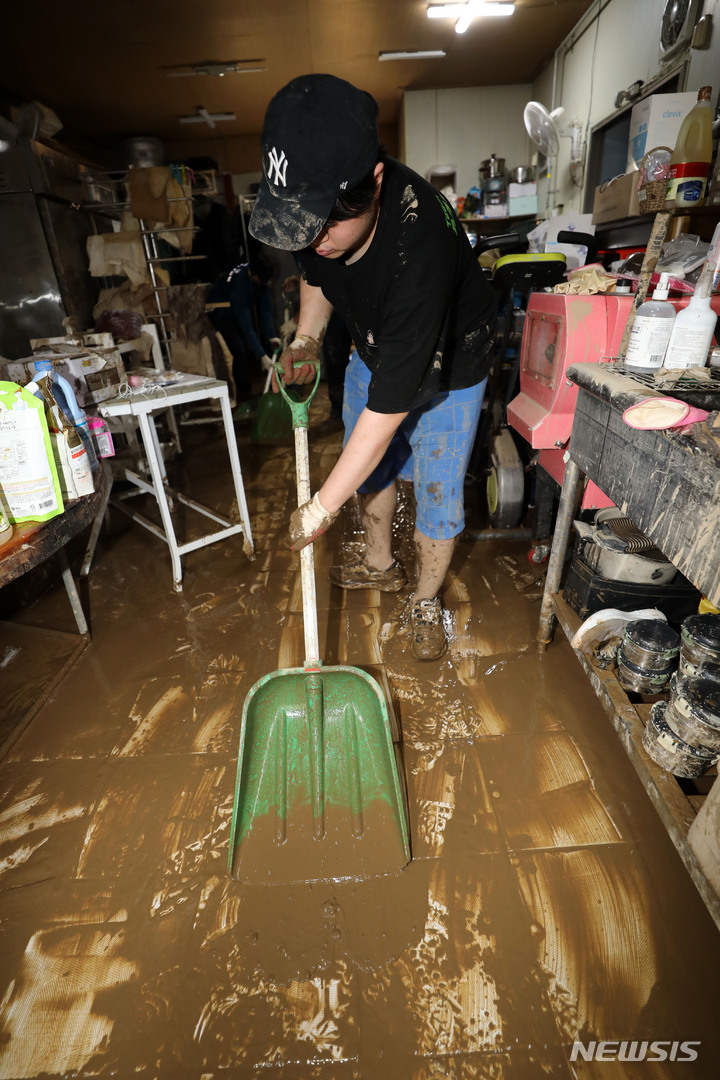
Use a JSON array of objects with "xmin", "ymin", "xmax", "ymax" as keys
[{"xmin": 1, "ymin": 403, "xmax": 720, "ymax": 1079}]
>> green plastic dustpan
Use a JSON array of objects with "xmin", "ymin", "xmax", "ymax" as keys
[{"xmin": 227, "ymin": 361, "xmax": 410, "ymax": 883}]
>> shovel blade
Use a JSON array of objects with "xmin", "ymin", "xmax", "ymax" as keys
[{"xmin": 227, "ymin": 666, "xmax": 410, "ymax": 884}]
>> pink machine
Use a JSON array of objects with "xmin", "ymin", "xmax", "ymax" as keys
[{"xmin": 507, "ymin": 291, "xmax": 720, "ymax": 510}]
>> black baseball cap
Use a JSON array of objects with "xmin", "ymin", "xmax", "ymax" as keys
[{"xmin": 249, "ymin": 74, "xmax": 380, "ymax": 251}]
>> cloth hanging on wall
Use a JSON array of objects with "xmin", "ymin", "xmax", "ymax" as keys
[
  {"xmin": 128, "ymin": 167, "xmax": 170, "ymax": 223},
  {"xmin": 128, "ymin": 167, "xmax": 194, "ymax": 253}
]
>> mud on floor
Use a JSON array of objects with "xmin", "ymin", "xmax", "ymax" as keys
[{"xmin": 1, "ymin": 414, "xmax": 720, "ymax": 1079}]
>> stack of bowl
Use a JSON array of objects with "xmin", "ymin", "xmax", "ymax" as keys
[{"xmin": 642, "ymin": 613, "xmax": 720, "ymax": 778}]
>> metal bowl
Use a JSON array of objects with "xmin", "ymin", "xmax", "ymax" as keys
[{"xmin": 508, "ymin": 165, "xmax": 533, "ymax": 183}]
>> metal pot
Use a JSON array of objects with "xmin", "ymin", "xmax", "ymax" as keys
[
  {"xmin": 116, "ymin": 136, "xmax": 166, "ymax": 169},
  {"xmin": 479, "ymin": 155, "xmax": 505, "ymax": 179},
  {"xmin": 508, "ymin": 165, "xmax": 533, "ymax": 184}
]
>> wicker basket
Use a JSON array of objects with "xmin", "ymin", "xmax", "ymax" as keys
[{"xmin": 637, "ymin": 145, "xmax": 673, "ymax": 213}]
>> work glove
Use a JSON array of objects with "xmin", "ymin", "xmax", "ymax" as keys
[
  {"xmin": 269, "ymin": 336, "xmax": 282, "ymax": 349},
  {"xmin": 289, "ymin": 491, "xmax": 339, "ymax": 551},
  {"xmin": 274, "ymin": 334, "xmax": 320, "ymax": 391},
  {"xmin": 260, "ymin": 353, "xmax": 274, "ymax": 373}
]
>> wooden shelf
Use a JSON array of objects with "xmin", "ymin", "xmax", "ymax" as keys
[
  {"xmin": 594, "ymin": 205, "xmax": 720, "ymax": 246},
  {"xmin": 553, "ymin": 592, "xmax": 720, "ymax": 932}
]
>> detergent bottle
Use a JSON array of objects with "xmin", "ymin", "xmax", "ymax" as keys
[
  {"xmin": 666, "ymin": 85, "xmax": 713, "ymax": 207},
  {"xmin": 32, "ymin": 358, "xmax": 98, "ymax": 468}
]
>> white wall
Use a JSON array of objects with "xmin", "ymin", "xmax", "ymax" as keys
[
  {"xmin": 399, "ymin": 0, "xmax": 719, "ymax": 212},
  {"xmin": 532, "ymin": 0, "xmax": 720, "ymax": 214},
  {"xmin": 401, "ymin": 84, "xmax": 534, "ymax": 197}
]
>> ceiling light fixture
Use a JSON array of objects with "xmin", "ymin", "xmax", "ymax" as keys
[
  {"xmin": 427, "ymin": 2, "xmax": 514, "ymax": 34},
  {"xmin": 166, "ymin": 60, "xmax": 266, "ymax": 78},
  {"xmin": 178, "ymin": 107, "xmax": 236, "ymax": 129},
  {"xmin": 378, "ymin": 49, "xmax": 447, "ymax": 60}
]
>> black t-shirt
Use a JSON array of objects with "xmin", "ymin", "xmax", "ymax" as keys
[{"xmin": 296, "ymin": 157, "xmax": 496, "ymax": 413}]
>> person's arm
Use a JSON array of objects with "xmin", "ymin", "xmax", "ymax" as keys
[
  {"xmin": 277, "ymin": 278, "xmax": 334, "ymax": 387},
  {"xmin": 319, "ymin": 407, "xmax": 407, "ymax": 511},
  {"xmin": 289, "ymin": 405, "xmax": 407, "ymax": 549}
]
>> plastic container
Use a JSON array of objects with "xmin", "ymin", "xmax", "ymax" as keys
[
  {"xmin": 0, "ymin": 505, "xmax": 13, "ymax": 547},
  {"xmin": 665, "ymin": 85, "xmax": 713, "ymax": 207},
  {"xmin": 623, "ymin": 272, "xmax": 676, "ymax": 372},
  {"xmin": 663, "ymin": 292, "xmax": 718, "ymax": 370},
  {"xmin": 679, "ymin": 613, "xmax": 720, "ymax": 677},
  {"xmin": 616, "ymin": 618, "xmax": 679, "ymax": 694},
  {"xmin": 643, "ymin": 700, "xmax": 719, "ymax": 778},
  {"xmin": 32, "ymin": 359, "xmax": 97, "ymax": 467},
  {"xmin": 705, "ymin": 220, "xmax": 720, "ymax": 295},
  {"xmin": 87, "ymin": 415, "xmax": 115, "ymax": 458},
  {"xmin": 665, "ymin": 674, "xmax": 720, "ymax": 753}
]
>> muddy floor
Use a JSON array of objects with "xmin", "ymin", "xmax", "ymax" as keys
[{"xmin": 1, "ymin": 392, "xmax": 720, "ymax": 1079}]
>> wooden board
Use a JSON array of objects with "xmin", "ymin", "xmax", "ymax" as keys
[{"xmin": 553, "ymin": 593, "xmax": 720, "ymax": 932}]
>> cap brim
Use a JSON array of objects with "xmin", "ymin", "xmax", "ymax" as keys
[{"xmin": 249, "ymin": 182, "xmax": 328, "ymax": 251}]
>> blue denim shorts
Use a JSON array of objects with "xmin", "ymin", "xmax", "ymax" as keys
[{"xmin": 342, "ymin": 351, "xmax": 486, "ymax": 540}]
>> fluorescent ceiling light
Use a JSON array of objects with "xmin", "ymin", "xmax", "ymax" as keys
[
  {"xmin": 166, "ymin": 60, "xmax": 265, "ymax": 78},
  {"xmin": 427, "ymin": 2, "xmax": 515, "ymax": 26},
  {"xmin": 379, "ymin": 49, "xmax": 447, "ymax": 60}
]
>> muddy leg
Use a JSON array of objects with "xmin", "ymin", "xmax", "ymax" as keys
[
  {"xmin": 360, "ymin": 482, "xmax": 397, "ymax": 570},
  {"xmin": 414, "ymin": 530, "xmax": 455, "ymax": 600}
]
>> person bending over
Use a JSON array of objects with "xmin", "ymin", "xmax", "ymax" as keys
[{"xmin": 250, "ymin": 74, "xmax": 495, "ymax": 660}]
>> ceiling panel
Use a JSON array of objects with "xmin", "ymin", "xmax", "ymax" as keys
[{"xmin": 1, "ymin": 0, "xmax": 594, "ymax": 149}]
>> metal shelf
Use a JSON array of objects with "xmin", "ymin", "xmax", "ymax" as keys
[{"xmin": 552, "ymin": 593, "xmax": 720, "ymax": 933}]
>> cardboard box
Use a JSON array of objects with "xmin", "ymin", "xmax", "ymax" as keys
[
  {"xmin": 508, "ymin": 181, "xmax": 537, "ymax": 199},
  {"xmin": 509, "ymin": 195, "xmax": 538, "ymax": 216},
  {"xmin": 627, "ymin": 92, "xmax": 697, "ymax": 171},
  {"xmin": 483, "ymin": 203, "xmax": 508, "ymax": 218},
  {"xmin": 2, "ymin": 349, "xmax": 126, "ymax": 407},
  {"xmin": 591, "ymin": 172, "xmax": 640, "ymax": 225}
]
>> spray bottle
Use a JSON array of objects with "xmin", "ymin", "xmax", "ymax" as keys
[
  {"xmin": 623, "ymin": 272, "xmax": 676, "ymax": 372},
  {"xmin": 664, "ymin": 223, "xmax": 720, "ymax": 370}
]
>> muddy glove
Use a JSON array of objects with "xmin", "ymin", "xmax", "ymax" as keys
[
  {"xmin": 289, "ymin": 492, "xmax": 339, "ymax": 551},
  {"xmin": 260, "ymin": 353, "xmax": 274, "ymax": 374},
  {"xmin": 274, "ymin": 334, "xmax": 321, "ymax": 391}
]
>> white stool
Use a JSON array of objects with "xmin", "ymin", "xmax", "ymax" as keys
[{"xmin": 100, "ymin": 374, "xmax": 253, "ymax": 590}]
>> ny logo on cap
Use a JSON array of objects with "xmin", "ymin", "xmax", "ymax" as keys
[{"xmin": 267, "ymin": 148, "xmax": 288, "ymax": 187}]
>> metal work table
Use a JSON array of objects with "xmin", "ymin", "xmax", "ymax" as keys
[
  {"xmin": 0, "ymin": 468, "xmax": 108, "ymax": 757},
  {"xmin": 537, "ymin": 361, "xmax": 720, "ymax": 930},
  {"xmin": 0, "ymin": 465, "xmax": 108, "ymax": 635},
  {"xmin": 99, "ymin": 373, "xmax": 254, "ymax": 590}
]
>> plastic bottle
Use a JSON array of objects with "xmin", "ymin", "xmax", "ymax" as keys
[
  {"xmin": 664, "ymin": 281, "xmax": 718, "ymax": 371},
  {"xmin": 623, "ymin": 273, "xmax": 676, "ymax": 372},
  {"xmin": 666, "ymin": 85, "xmax": 713, "ymax": 207},
  {"xmin": 32, "ymin": 359, "xmax": 97, "ymax": 468},
  {"xmin": 87, "ymin": 415, "xmax": 115, "ymax": 458},
  {"xmin": 0, "ymin": 505, "xmax": 12, "ymax": 547}
]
